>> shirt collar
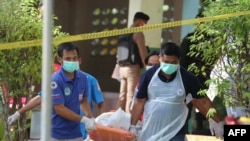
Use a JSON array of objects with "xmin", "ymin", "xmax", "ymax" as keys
[
  {"xmin": 158, "ymin": 70, "xmax": 177, "ymax": 82},
  {"xmin": 59, "ymin": 68, "xmax": 81, "ymax": 82}
]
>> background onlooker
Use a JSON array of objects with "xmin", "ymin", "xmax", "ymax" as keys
[
  {"xmin": 118, "ymin": 12, "xmax": 150, "ymax": 113},
  {"xmin": 144, "ymin": 50, "xmax": 160, "ymax": 70}
]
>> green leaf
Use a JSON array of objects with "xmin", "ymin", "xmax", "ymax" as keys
[{"xmin": 206, "ymin": 108, "xmax": 217, "ymax": 118}]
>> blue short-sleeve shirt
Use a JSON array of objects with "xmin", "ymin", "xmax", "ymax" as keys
[{"xmin": 51, "ymin": 69, "xmax": 88, "ymax": 139}]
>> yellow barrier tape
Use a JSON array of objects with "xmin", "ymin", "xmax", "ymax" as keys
[{"xmin": 1, "ymin": 10, "xmax": 250, "ymax": 50}]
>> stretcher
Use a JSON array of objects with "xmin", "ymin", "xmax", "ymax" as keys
[{"xmin": 89, "ymin": 124, "xmax": 136, "ymax": 141}]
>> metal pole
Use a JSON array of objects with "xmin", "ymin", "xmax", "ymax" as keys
[{"xmin": 41, "ymin": 0, "xmax": 53, "ymax": 140}]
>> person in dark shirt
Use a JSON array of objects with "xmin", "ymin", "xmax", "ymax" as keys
[{"xmin": 129, "ymin": 42, "xmax": 224, "ymax": 141}]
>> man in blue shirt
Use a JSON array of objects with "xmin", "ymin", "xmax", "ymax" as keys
[
  {"xmin": 8, "ymin": 64, "xmax": 105, "ymax": 140},
  {"xmin": 51, "ymin": 42, "xmax": 95, "ymax": 141}
]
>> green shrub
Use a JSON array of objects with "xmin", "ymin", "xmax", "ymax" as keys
[{"xmin": 0, "ymin": 0, "xmax": 68, "ymax": 140}]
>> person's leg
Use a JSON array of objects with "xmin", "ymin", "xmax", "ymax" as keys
[
  {"xmin": 169, "ymin": 134, "xmax": 186, "ymax": 141},
  {"xmin": 118, "ymin": 66, "xmax": 127, "ymax": 111},
  {"xmin": 126, "ymin": 65, "xmax": 140, "ymax": 113}
]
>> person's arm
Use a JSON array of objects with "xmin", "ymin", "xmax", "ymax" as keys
[
  {"xmin": 191, "ymin": 96, "xmax": 223, "ymax": 123},
  {"xmin": 130, "ymin": 98, "xmax": 146, "ymax": 125},
  {"xmin": 91, "ymin": 76, "xmax": 106, "ymax": 115},
  {"xmin": 81, "ymin": 97, "xmax": 93, "ymax": 118},
  {"xmin": 53, "ymin": 104, "xmax": 82, "ymax": 122},
  {"xmin": 191, "ymin": 96, "xmax": 224, "ymax": 139},
  {"xmin": 80, "ymin": 97, "xmax": 96, "ymax": 132},
  {"xmin": 185, "ymin": 71, "xmax": 223, "ymax": 123},
  {"xmin": 52, "ymin": 77, "xmax": 87, "ymax": 121},
  {"xmin": 52, "ymin": 88, "xmax": 95, "ymax": 131},
  {"xmin": 18, "ymin": 95, "xmax": 41, "ymax": 114},
  {"xmin": 97, "ymin": 102, "xmax": 105, "ymax": 114},
  {"xmin": 130, "ymin": 69, "xmax": 153, "ymax": 124},
  {"xmin": 133, "ymin": 32, "xmax": 148, "ymax": 67},
  {"xmin": 7, "ymin": 95, "xmax": 42, "ymax": 125}
]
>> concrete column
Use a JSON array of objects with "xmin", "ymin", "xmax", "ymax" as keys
[
  {"xmin": 128, "ymin": 0, "xmax": 163, "ymax": 49},
  {"xmin": 181, "ymin": 0, "xmax": 200, "ymax": 40}
]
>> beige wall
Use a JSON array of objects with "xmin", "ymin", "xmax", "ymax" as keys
[{"xmin": 53, "ymin": 0, "xmax": 183, "ymax": 92}]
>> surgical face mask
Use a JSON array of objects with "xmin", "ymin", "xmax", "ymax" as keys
[
  {"xmin": 160, "ymin": 62, "xmax": 178, "ymax": 75},
  {"xmin": 146, "ymin": 65, "xmax": 153, "ymax": 70},
  {"xmin": 62, "ymin": 61, "xmax": 79, "ymax": 73}
]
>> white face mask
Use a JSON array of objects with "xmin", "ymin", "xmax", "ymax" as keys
[{"xmin": 146, "ymin": 65, "xmax": 153, "ymax": 70}]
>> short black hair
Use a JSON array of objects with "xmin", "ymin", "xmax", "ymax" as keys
[
  {"xmin": 57, "ymin": 42, "xmax": 79, "ymax": 57},
  {"xmin": 133, "ymin": 12, "xmax": 150, "ymax": 22},
  {"xmin": 145, "ymin": 51, "xmax": 159, "ymax": 65},
  {"xmin": 160, "ymin": 42, "xmax": 181, "ymax": 58}
]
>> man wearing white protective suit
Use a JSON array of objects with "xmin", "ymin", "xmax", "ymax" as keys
[{"xmin": 129, "ymin": 42, "xmax": 224, "ymax": 141}]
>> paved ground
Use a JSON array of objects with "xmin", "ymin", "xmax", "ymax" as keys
[{"xmin": 94, "ymin": 91, "xmax": 119, "ymax": 115}]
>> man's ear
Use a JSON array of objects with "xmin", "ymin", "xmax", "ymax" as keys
[
  {"xmin": 78, "ymin": 57, "xmax": 82, "ymax": 65},
  {"xmin": 57, "ymin": 56, "xmax": 62, "ymax": 64},
  {"xmin": 159, "ymin": 57, "xmax": 162, "ymax": 62}
]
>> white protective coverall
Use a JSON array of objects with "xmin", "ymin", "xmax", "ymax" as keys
[{"xmin": 139, "ymin": 67, "xmax": 188, "ymax": 141}]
